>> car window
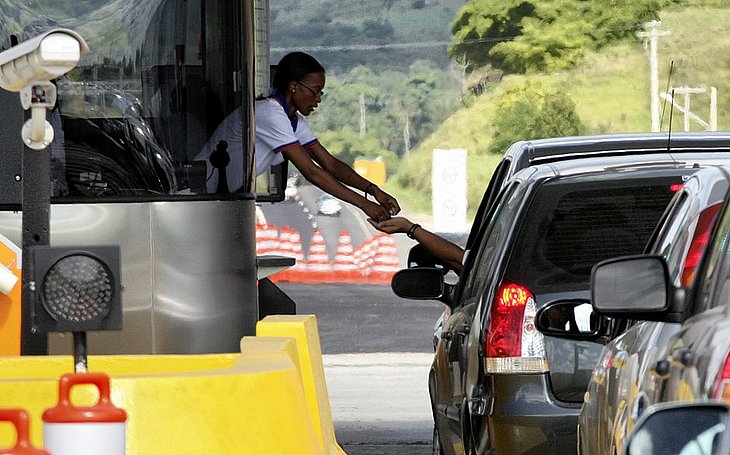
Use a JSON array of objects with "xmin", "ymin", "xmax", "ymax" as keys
[
  {"xmin": 695, "ymin": 201, "xmax": 730, "ymax": 313},
  {"xmin": 505, "ymin": 178, "xmax": 679, "ymax": 293},
  {"xmin": 465, "ymin": 158, "xmax": 512, "ymax": 251},
  {"xmin": 651, "ymin": 191, "xmax": 695, "ymax": 286},
  {"xmin": 460, "ymin": 181, "xmax": 522, "ymax": 302}
]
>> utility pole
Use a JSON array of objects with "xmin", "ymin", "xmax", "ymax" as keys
[
  {"xmin": 403, "ymin": 114, "xmax": 411, "ymax": 156},
  {"xmin": 359, "ymin": 92, "xmax": 366, "ymax": 137},
  {"xmin": 659, "ymin": 86, "xmax": 718, "ymax": 131},
  {"xmin": 637, "ymin": 20, "xmax": 671, "ymax": 132}
]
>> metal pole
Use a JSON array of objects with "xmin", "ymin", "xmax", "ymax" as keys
[
  {"xmin": 711, "ymin": 87, "xmax": 718, "ymax": 131},
  {"xmin": 73, "ymin": 332, "xmax": 88, "ymax": 372},
  {"xmin": 20, "ymin": 126, "xmax": 50, "ymax": 355},
  {"xmin": 637, "ymin": 21, "xmax": 670, "ymax": 132}
]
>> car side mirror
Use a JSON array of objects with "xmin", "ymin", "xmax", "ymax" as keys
[
  {"xmin": 535, "ymin": 299, "xmax": 609, "ymax": 341},
  {"xmin": 391, "ymin": 268, "xmax": 457, "ymax": 308},
  {"xmin": 591, "ymin": 255, "xmax": 683, "ymax": 322},
  {"xmin": 406, "ymin": 244, "xmax": 454, "ymax": 275},
  {"xmin": 624, "ymin": 402, "xmax": 730, "ymax": 455}
]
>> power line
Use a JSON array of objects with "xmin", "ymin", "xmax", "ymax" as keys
[
  {"xmin": 271, "ymin": 41, "xmax": 452, "ymax": 53},
  {"xmin": 272, "ymin": 22, "xmax": 652, "ymax": 53}
]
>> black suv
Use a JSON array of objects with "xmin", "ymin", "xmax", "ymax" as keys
[{"xmin": 393, "ymin": 133, "xmax": 730, "ymax": 455}]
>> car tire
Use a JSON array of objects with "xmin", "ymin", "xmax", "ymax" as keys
[{"xmin": 433, "ymin": 425, "xmax": 445, "ymax": 455}]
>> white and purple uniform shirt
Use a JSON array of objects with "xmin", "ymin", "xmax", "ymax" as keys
[
  {"xmin": 196, "ymin": 93, "xmax": 318, "ymax": 192},
  {"xmin": 255, "ymin": 94, "xmax": 318, "ymax": 175}
]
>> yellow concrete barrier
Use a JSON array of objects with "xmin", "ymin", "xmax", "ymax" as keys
[
  {"xmin": 0, "ymin": 314, "xmax": 344, "ymax": 454},
  {"xmin": 256, "ymin": 314, "xmax": 346, "ymax": 455}
]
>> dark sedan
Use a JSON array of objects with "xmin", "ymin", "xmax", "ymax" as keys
[
  {"xmin": 586, "ymin": 163, "xmax": 730, "ymax": 454},
  {"xmin": 393, "ymin": 132, "xmax": 730, "ymax": 455}
]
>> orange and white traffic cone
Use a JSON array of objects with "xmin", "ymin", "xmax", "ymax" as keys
[
  {"xmin": 255, "ymin": 222, "xmax": 279, "ymax": 257},
  {"xmin": 355, "ymin": 236, "xmax": 377, "ymax": 278},
  {"xmin": 0, "ymin": 408, "xmax": 50, "ymax": 454},
  {"xmin": 332, "ymin": 230, "xmax": 364, "ymax": 283},
  {"xmin": 286, "ymin": 228, "xmax": 308, "ymax": 283},
  {"xmin": 274, "ymin": 225, "xmax": 295, "ymax": 282},
  {"xmin": 369, "ymin": 233, "xmax": 401, "ymax": 284},
  {"xmin": 305, "ymin": 229, "xmax": 333, "ymax": 283}
]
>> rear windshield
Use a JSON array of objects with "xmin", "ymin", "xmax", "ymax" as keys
[
  {"xmin": 504, "ymin": 175, "xmax": 683, "ymax": 293},
  {"xmin": 501, "ymin": 174, "xmax": 684, "ymax": 402}
]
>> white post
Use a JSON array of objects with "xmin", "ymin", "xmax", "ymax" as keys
[
  {"xmin": 711, "ymin": 87, "xmax": 718, "ymax": 131},
  {"xmin": 359, "ymin": 92, "xmax": 366, "ymax": 137},
  {"xmin": 637, "ymin": 21, "xmax": 670, "ymax": 132}
]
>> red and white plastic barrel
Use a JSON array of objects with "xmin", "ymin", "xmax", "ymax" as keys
[
  {"xmin": 0, "ymin": 408, "xmax": 50, "ymax": 455},
  {"xmin": 42, "ymin": 372, "xmax": 127, "ymax": 455}
]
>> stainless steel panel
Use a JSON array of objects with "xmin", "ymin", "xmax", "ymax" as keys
[{"xmin": 0, "ymin": 199, "xmax": 258, "ymax": 355}]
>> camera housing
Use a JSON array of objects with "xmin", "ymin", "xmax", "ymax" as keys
[
  {"xmin": 0, "ymin": 29, "xmax": 88, "ymax": 92},
  {"xmin": 0, "ymin": 28, "xmax": 88, "ymax": 149}
]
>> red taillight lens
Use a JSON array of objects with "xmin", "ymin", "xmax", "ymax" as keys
[
  {"xmin": 485, "ymin": 281, "xmax": 547, "ymax": 373},
  {"xmin": 681, "ymin": 203, "xmax": 721, "ymax": 287},
  {"xmin": 712, "ymin": 351, "xmax": 730, "ymax": 404},
  {"xmin": 487, "ymin": 282, "xmax": 530, "ymax": 357},
  {"xmin": 670, "ymin": 183, "xmax": 684, "ymax": 192}
]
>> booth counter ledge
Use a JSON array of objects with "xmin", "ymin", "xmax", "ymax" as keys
[{"xmin": 0, "ymin": 314, "xmax": 343, "ymax": 454}]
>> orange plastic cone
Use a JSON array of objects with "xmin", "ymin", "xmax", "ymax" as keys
[
  {"xmin": 332, "ymin": 230, "xmax": 364, "ymax": 283},
  {"xmin": 355, "ymin": 236, "xmax": 377, "ymax": 278},
  {"xmin": 271, "ymin": 225, "xmax": 293, "ymax": 282},
  {"xmin": 305, "ymin": 229, "xmax": 333, "ymax": 283},
  {"xmin": 285, "ymin": 228, "xmax": 308, "ymax": 282},
  {"xmin": 369, "ymin": 233, "xmax": 401, "ymax": 284}
]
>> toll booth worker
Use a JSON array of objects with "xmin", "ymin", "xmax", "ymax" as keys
[{"xmin": 256, "ymin": 52, "xmax": 400, "ymax": 222}]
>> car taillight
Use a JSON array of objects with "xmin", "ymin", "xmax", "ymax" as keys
[
  {"xmin": 485, "ymin": 281, "xmax": 547, "ymax": 374},
  {"xmin": 681, "ymin": 203, "xmax": 721, "ymax": 287},
  {"xmin": 712, "ymin": 350, "xmax": 730, "ymax": 404}
]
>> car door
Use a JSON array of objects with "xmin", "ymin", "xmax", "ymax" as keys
[
  {"xmin": 431, "ymin": 178, "xmax": 526, "ymax": 451},
  {"xmin": 452, "ymin": 179, "xmax": 530, "ymax": 451},
  {"xmin": 658, "ymin": 197, "xmax": 730, "ymax": 404}
]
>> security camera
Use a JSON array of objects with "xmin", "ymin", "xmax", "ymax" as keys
[
  {"xmin": 0, "ymin": 28, "xmax": 89, "ymax": 92},
  {"xmin": 0, "ymin": 28, "xmax": 89, "ymax": 149}
]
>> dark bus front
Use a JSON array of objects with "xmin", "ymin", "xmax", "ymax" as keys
[{"xmin": 0, "ymin": 0, "xmax": 267, "ymax": 354}]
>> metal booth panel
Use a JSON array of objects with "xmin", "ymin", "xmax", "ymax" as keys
[{"xmin": 0, "ymin": 199, "xmax": 258, "ymax": 355}]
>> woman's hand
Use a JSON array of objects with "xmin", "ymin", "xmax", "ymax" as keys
[
  {"xmin": 363, "ymin": 201, "xmax": 393, "ymax": 223},
  {"xmin": 371, "ymin": 186, "xmax": 401, "ymax": 216},
  {"xmin": 367, "ymin": 217, "xmax": 413, "ymax": 234}
]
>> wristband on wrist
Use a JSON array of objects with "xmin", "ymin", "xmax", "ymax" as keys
[
  {"xmin": 364, "ymin": 183, "xmax": 375, "ymax": 197},
  {"xmin": 406, "ymin": 223, "xmax": 421, "ymax": 239}
]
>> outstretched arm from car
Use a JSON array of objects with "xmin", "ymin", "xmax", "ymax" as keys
[{"xmin": 368, "ymin": 217, "xmax": 465, "ymax": 272}]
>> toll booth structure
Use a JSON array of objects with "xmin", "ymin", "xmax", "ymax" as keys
[{"xmin": 0, "ymin": 0, "xmax": 281, "ymax": 355}]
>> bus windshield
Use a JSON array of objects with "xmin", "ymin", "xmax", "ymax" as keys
[{"xmin": 0, "ymin": 0, "xmax": 252, "ymax": 200}]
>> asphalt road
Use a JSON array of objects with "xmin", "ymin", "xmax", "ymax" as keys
[
  {"xmin": 277, "ymin": 282, "xmax": 444, "ymax": 455},
  {"xmin": 265, "ymin": 186, "xmax": 468, "ymax": 454}
]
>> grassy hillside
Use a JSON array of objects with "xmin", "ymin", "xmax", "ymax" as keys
[{"xmin": 387, "ymin": 3, "xmax": 730, "ymax": 217}]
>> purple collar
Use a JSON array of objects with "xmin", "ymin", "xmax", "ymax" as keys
[{"xmin": 273, "ymin": 91, "xmax": 298, "ymax": 131}]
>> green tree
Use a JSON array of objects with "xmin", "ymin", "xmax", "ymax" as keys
[
  {"xmin": 489, "ymin": 80, "xmax": 585, "ymax": 154},
  {"xmin": 450, "ymin": 0, "xmax": 664, "ymax": 74}
]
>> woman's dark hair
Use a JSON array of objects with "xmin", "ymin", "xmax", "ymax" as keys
[{"xmin": 272, "ymin": 52, "xmax": 325, "ymax": 93}]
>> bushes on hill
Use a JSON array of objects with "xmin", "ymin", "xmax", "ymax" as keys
[{"xmin": 489, "ymin": 80, "xmax": 585, "ymax": 154}]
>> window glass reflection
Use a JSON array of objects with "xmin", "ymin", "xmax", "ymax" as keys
[{"xmin": 1, "ymin": 0, "xmax": 248, "ymax": 199}]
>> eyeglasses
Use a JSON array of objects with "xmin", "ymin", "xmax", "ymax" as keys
[{"xmin": 297, "ymin": 80, "xmax": 325, "ymax": 99}]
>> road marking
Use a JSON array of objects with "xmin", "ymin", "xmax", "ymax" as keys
[{"xmin": 323, "ymin": 353, "xmax": 434, "ymax": 423}]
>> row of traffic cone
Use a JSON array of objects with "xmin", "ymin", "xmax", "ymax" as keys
[{"xmin": 255, "ymin": 223, "xmax": 400, "ymax": 284}]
